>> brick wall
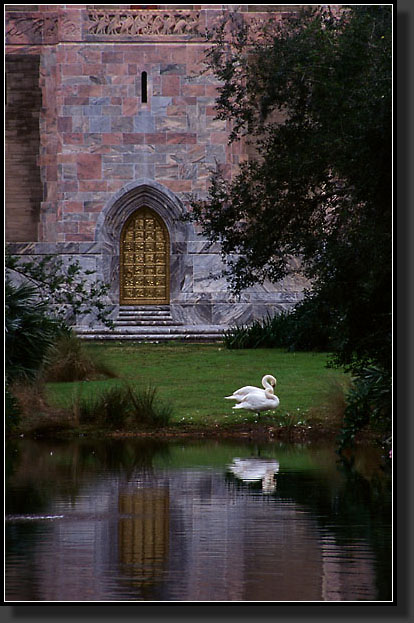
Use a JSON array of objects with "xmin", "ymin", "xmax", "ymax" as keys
[{"xmin": 5, "ymin": 55, "xmax": 43, "ymax": 242}]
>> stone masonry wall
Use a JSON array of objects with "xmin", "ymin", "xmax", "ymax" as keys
[{"xmin": 5, "ymin": 5, "xmax": 308, "ymax": 327}]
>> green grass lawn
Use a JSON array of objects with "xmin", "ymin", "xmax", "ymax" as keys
[{"xmin": 45, "ymin": 342, "xmax": 349, "ymax": 429}]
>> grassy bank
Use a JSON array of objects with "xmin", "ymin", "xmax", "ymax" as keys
[{"xmin": 39, "ymin": 342, "xmax": 349, "ymax": 437}]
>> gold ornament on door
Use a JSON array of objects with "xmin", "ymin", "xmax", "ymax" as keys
[{"xmin": 120, "ymin": 207, "xmax": 169, "ymax": 304}]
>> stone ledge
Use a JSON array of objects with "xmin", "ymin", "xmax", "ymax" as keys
[
  {"xmin": 75, "ymin": 324, "xmax": 228, "ymax": 335},
  {"xmin": 6, "ymin": 242, "xmax": 104, "ymax": 254}
]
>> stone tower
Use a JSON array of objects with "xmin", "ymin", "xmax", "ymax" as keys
[{"xmin": 5, "ymin": 5, "xmax": 306, "ymax": 338}]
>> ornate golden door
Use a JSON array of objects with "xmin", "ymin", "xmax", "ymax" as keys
[{"xmin": 120, "ymin": 207, "xmax": 170, "ymax": 305}]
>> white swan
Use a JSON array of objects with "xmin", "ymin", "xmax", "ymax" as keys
[
  {"xmin": 232, "ymin": 388, "xmax": 280, "ymax": 417},
  {"xmin": 224, "ymin": 374, "xmax": 276, "ymax": 403}
]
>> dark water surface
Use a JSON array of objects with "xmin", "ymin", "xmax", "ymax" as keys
[{"xmin": 5, "ymin": 437, "xmax": 392, "ymax": 602}]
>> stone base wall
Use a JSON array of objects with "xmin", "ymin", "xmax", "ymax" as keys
[{"xmin": 7, "ymin": 239, "xmax": 305, "ymax": 328}]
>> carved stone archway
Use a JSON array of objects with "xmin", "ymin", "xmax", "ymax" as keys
[{"xmin": 95, "ymin": 179, "xmax": 191, "ymax": 305}]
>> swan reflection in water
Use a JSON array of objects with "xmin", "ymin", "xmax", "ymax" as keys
[{"xmin": 227, "ymin": 457, "xmax": 280, "ymax": 493}]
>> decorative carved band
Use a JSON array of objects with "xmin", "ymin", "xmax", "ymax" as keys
[
  {"xmin": 5, "ymin": 9, "xmax": 277, "ymax": 46},
  {"xmin": 86, "ymin": 11, "xmax": 200, "ymax": 38},
  {"xmin": 6, "ymin": 13, "xmax": 59, "ymax": 44}
]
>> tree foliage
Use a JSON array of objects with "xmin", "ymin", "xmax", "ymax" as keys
[
  {"xmin": 5, "ymin": 276, "xmax": 65, "ymax": 384},
  {"xmin": 6, "ymin": 249, "xmax": 114, "ymax": 329},
  {"xmin": 190, "ymin": 5, "xmax": 392, "ymax": 377}
]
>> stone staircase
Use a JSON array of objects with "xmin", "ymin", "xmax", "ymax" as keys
[{"xmin": 75, "ymin": 305, "xmax": 227, "ymax": 342}]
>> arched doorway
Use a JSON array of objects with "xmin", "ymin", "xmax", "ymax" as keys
[{"xmin": 119, "ymin": 206, "xmax": 170, "ymax": 305}]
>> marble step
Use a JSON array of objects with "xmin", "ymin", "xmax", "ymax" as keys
[
  {"xmin": 118, "ymin": 309, "xmax": 173, "ymax": 315},
  {"xmin": 113, "ymin": 320, "xmax": 178, "ymax": 326},
  {"xmin": 75, "ymin": 324, "xmax": 227, "ymax": 342},
  {"xmin": 76, "ymin": 333, "xmax": 224, "ymax": 342},
  {"xmin": 118, "ymin": 305, "xmax": 171, "ymax": 312},
  {"xmin": 118, "ymin": 311, "xmax": 172, "ymax": 318},
  {"xmin": 117, "ymin": 307, "xmax": 176, "ymax": 324}
]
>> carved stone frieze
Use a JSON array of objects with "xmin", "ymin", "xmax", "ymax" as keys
[
  {"xmin": 86, "ymin": 11, "xmax": 201, "ymax": 38},
  {"xmin": 6, "ymin": 13, "xmax": 59, "ymax": 44},
  {"xmin": 5, "ymin": 9, "xmax": 280, "ymax": 46},
  {"xmin": 58, "ymin": 15, "xmax": 80, "ymax": 41}
]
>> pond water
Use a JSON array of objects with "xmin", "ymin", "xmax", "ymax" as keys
[{"xmin": 5, "ymin": 437, "xmax": 392, "ymax": 603}]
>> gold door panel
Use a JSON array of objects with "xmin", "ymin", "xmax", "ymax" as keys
[{"xmin": 120, "ymin": 207, "xmax": 170, "ymax": 304}]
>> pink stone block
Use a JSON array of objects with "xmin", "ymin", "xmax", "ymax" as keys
[
  {"xmin": 82, "ymin": 64, "xmax": 103, "ymax": 76},
  {"xmin": 61, "ymin": 63, "xmax": 82, "ymax": 76},
  {"xmin": 65, "ymin": 47, "xmax": 81, "ymax": 64},
  {"xmin": 77, "ymin": 153, "xmax": 102, "ymax": 180},
  {"xmin": 182, "ymin": 83, "xmax": 206, "ymax": 96},
  {"xmin": 102, "ymin": 133, "xmax": 124, "ymax": 145},
  {"xmin": 60, "ymin": 222, "xmax": 79, "ymax": 234},
  {"xmin": 162, "ymin": 180, "xmax": 192, "ymax": 192},
  {"xmin": 205, "ymin": 85, "xmax": 219, "ymax": 97},
  {"xmin": 66, "ymin": 233, "xmax": 94, "ymax": 241},
  {"xmin": 162, "ymin": 75, "xmax": 181, "ymax": 96},
  {"xmin": 60, "ymin": 181, "xmax": 78, "ymax": 192},
  {"xmin": 107, "ymin": 180, "xmax": 125, "ymax": 193},
  {"xmin": 78, "ymin": 84, "xmax": 102, "ymax": 97},
  {"xmin": 125, "ymin": 47, "xmax": 160, "ymax": 63},
  {"xmin": 78, "ymin": 47, "xmax": 102, "ymax": 64},
  {"xmin": 102, "ymin": 50, "xmax": 124, "ymax": 64},
  {"xmin": 83, "ymin": 200, "xmax": 106, "ymax": 211},
  {"xmin": 144, "ymin": 133, "xmax": 167, "ymax": 145},
  {"xmin": 57, "ymin": 117, "xmax": 72, "ymax": 132},
  {"xmin": 62, "ymin": 133, "xmax": 84, "ymax": 145},
  {"xmin": 122, "ymin": 133, "xmax": 145, "ymax": 145},
  {"xmin": 79, "ymin": 180, "xmax": 107, "ymax": 192},
  {"xmin": 122, "ymin": 98, "xmax": 139, "ymax": 116},
  {"xmin": 64, "ymin": 96, "xmax": 89, "ymax": 105},
  {"xmin": 106, "ymin": 63, "xmax": 129, "ymax": 76},
  {"xmin": 170, "ymin": 96, "xmax": 197, "ymax": 106},
  {"xmin": 166, "ymin": 133, "xmax": 197, "ymax": 144},
  {"xmin": 63, "ymin": 201, "xmax": 83, "ymax": 213},
  {"xmin": 211, "ymin": 132, "xmax": 228, "ymax": 144},
  {"xmin": 206, "ymin": 106, "xmax": 217, "ymax": 116},
  {"xmin": 45, "ymin": 165, "xmax": 57, "ymax": 181},
  {"xmin": 56, "ymin": 49, "xmax": 66, "ymax": 63},
  {"xmin": 79, "ymin": 222, "xmax": 96, "ymax": 236},
  {"xmin": 167, "ymin": 45, "xmax": 188, "ymax": 64}
]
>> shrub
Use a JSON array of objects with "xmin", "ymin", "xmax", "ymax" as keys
[
  {"xmin": 6, "ymin": 380, "xmax": 73, "ymax": 437},
  {"xmin": 224, "ymin": 297, "xmax": 333, "ymax": 351},
  {"xmin": 71, "ymin": 384, "xmax": 172, "ymax": 430},
  {"xmin": 42, "ymin": 333, "xmax": 117, "ymax": 382},
  {"xmin": 128, "ymin": 385, "xmax": 173, "ymax": 428},
  {"xmin": 5, "ymin": 277, "xmax": 65, "ymax": 435},
  {"xmin": 5, "ymin": 277, "xmax": 64, "ymax": 383},
  {"xmin": 5, "ymin": 386, "xmax": 21, "ymax": 434},
  {"xmin": 338, "ymin": 366, "xmax": 392, "ymax": 450},
  {"xmin": 72, "ymin": 385, "xmax": 132, "ymax": 429}
]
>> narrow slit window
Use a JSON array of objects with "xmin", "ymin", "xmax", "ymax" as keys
[{"xmin": 141, "ymin": 71, "xmax": 148, "ymax": 103}]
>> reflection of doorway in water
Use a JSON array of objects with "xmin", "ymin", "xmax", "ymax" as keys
[{"xmin": 118, "ymin": 488, "xmax": 169, "ymax": 592}]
